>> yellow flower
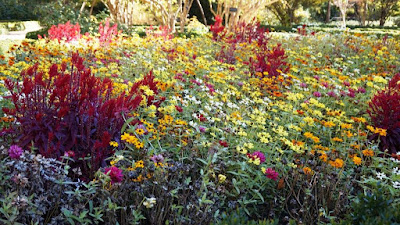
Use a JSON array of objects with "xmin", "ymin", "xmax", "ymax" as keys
[
  {"xmin": 109, "ymin": 141, "xmax": 119, "ymax": 147},
  {"xmin": 332, "ymin": 137, "xmax": 343, "ymax": 142},
  {"xmin": 136, "ymin": 128, "xmax": 145, "ymax": 135},
  {"xmin": 323, "ymin": 121, "xmax": 336, "ymax": 128},
  {"xmin": 135, "ymin": 160, "xmax": 144, "ymax": 168},
  {"xmin": 218, "ymin": 174, "xmax": 226, "ymax": 183},
  {"xmin": 341, "ymin": 123, "xmax": 353, "ymax": 129},
  {"xmin": 237, "ymin": 146, "xmax": 248, "ymax": 154},
  {"xmin": 352, "ymin": 156, "xmax": 362, "ymax": 165}
]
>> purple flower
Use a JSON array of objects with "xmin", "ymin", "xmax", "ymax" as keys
[
  {"xmin": 8, "ymin": 145, "xmax": 23, "ymax": 159},
  {"xmin": 199, "ymin": 126, "xmax": 206, "ymax": 133},
  {"xmin": 104, "ymin": 166, "xmax": 123, "ymax": 184},
  {"xmin": 150, "ymin": 154, "xmax": 164, "ymax": 163},
  {"xmin": 313, "ymin": 75, "xmax": 320, "ymax": 80},
  {"xmin": 237, "ymin": 82, "xmax": 244, "ymax": 86},
  {"xmin": 313, "ymin": 91, "xmax": 321, "ymax": 97},
  {"xmin": 265, "ymin": 168, "xmax": 279, "ymax": 181},
  {"xmin": 300, "ymin": 83, "xmax": 307, "ymax": 88},
  {"xmin": 343, "ymin": 81, "xmax": 350, "ymax": 87}
]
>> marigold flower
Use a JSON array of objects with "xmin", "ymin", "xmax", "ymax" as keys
[
  {"xmin": 352, "ymin": 156, "xmax": 362, "ymax": 165},
  {"xmin": 303, "ymin": 167, "xmax": 313, "ymax": 175},
  {"xmin": 329, "ymin": 158, "xmax": 344, "ymax": 168},
  {"xmin": 332, "ymin": 137, "xmax": 343, "ymax": 142},
  {"xmin": 362, "ymin": 149, "xmax": 374, "ymax": 157}
]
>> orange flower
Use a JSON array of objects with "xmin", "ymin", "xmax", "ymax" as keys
[
  {"xmin": 303, "ymin": 167, "xmax": 313, "ymax": 175},
  {"xmin": 362, "ymin": 149, "xmax": 374, "ymax": 157},
  {"xmin": 329, "ymin": 158, "xmax": 344, "ymax": 168},
  {"xmin": 352, "ymin": 156, "xmax": 362, "ymax": 165}
]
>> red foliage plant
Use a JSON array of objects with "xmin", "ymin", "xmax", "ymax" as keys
[
  {"xmin": 210, "ymin": 15, "xmax": 226, "ymax": 40},
  {"xmin": 47, "ymin": 21, "xmax": 81, "ymax": 42},
  {"xmin": 367, "ymin": 73, "xmax": 400, "ymax": 155},
  {"xmin": 2, "ymin": 53, "xmax": 162, "ymax": 180}
]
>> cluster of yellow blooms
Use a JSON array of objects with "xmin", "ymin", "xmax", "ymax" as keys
[{"xmin": 121, "ymin": 132, "xmax": 144, "ymax": 149}]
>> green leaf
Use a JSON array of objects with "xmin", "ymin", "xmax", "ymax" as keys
[{"xmin": 121, "ymin": 117, "xmax": 134, "ymax": 133}]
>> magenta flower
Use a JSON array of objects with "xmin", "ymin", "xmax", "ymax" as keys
[
  {"xmin": 249, "ymin": 151, "xmax": 266, "ymax": 164},
  {"xmin": 8, "ymin": 145, "xmax": 23, "ymax": 159},
  {"xmin": 313, "ymin": 91, "xmax": 321, "ymax": 97},
  {"xmin": 357, "ymin": 87, "xmax": 366, "ymax": 93},
  {"xmin": 150, "ymin": 154, "xmax": 164, "ymax": 163},
  {"xmin": 300, "ymin": 83, "xmax": 307, "ymax": 88},
  {"xmin": 327, "ymin": 91, "xmax": 336, "ymax": 97},
  {"xmin": 104, "ymin": 166, "xmax": 123, "ymax": 184},
  {"xmin": 265, "ymin": 168, "xmax": 279, "ymax": 181}
]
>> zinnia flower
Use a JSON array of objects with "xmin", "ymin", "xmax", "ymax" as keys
[
  {"xmin": 8, "ymin": 145, "xmax": 23, "ymax": 159},
  {"xmin": 104, "ymin": 166, "xmax": 123, "ymax": 184},
  {"xmin": 264, "ymin": 168, "xmax": 279, "ymax": 181}
]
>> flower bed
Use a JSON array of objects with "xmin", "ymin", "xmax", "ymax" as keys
[{"xmin": 0, "ymin": 22, "xmax": 399, "ymax": 224}]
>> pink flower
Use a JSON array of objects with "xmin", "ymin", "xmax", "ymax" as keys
[
  {"xmin": 265, "ymin": 168, "xmax": 279, "ymax": 181},
  {"xmin": 8, "ymin": 145, "xmax": 23, "ymax": 159},
  {"xmin": 104, "ymin": 166, "xmax": 123, "ymax": 184}
]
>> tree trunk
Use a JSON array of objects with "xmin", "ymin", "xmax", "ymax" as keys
[
  {"xmin": 90, "ymin": 0, "xmax": 97, "ymax": 16},
  {"xmin": 325, "ymin": 0, "xmax": 331, "ymax": 23},
  {"xmin": 379, "ymin": 17, "xmax": 385, "ymax": 26},
  {"xmin": 341, "ymin": 11, "xmax": 346, "ymax": 28}
]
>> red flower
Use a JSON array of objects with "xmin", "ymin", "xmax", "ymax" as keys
[
  {"xmin": 104, "ymin": 166, "xmax": 123, "ymax": 184},
  {"xmin": 219, "ymin": 140, "xmax": 228, "ymax": 147},
  {"xmin": 175, "ymin": 105, "xmax": 183, "ymax": 112}
]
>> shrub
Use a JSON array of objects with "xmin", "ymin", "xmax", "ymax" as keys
[
  {"xmin": 367, "ymin": 73, "xmax": 400, "ymax": 155},
  {"xmin": 340, "ymin": 186, "xmax": 400, "ymax": 225},
  {"xmin": 3, "ymin": 53, "xmax": 144, "ymax": 180}
]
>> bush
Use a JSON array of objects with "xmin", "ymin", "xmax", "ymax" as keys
[
  {"xmin": 3, "ymin": 53, "xmax": 144, "ymax": 180},
  {"xmin": 340, "ymin": 186, "xmax": 400, "ymax": 225},
  {"xmin": 0, "ymin": 0, "xmax": 38, "ymax": 20},
  {"xmin": 34, "ymin": 0, "xmax": 97, "ymax": 34},
  {"xmin": 367, "ymin": 73, "xmax": 400, "ymax": 155}
]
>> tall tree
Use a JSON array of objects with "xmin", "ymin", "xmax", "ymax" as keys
[
  {"xmin": 209, "ymin": 0, "xmax": 280, "ymax": 29},
  {"xmin": 140, "ymin": 0, "xmax": 196, "ymax": 32},
  {"xmin": 374, "ymin": 0, "xmax": 399, "ymax": 26},
  {"xmin": 332, "ymin": 0, "xmax": 349, "ymax": 28},
  {"xmin": 354, "ymin": 0, "xmax": 368, "ymax": 26}
]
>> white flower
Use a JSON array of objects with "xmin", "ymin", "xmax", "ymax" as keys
[
  {"xmin": 393, "ymin": 167, "xmax": 400, "ymax": 176},
  {"xmin": 376, "ymin": 172, "xmax": 387, "ymax": 180},
  {"xmin": 143, "ymin": 197, "xmax": 157, "ymax": 208},
  {"xmin": 393, "ymin": 181, "xmax": 400, "ymax": 189}
]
